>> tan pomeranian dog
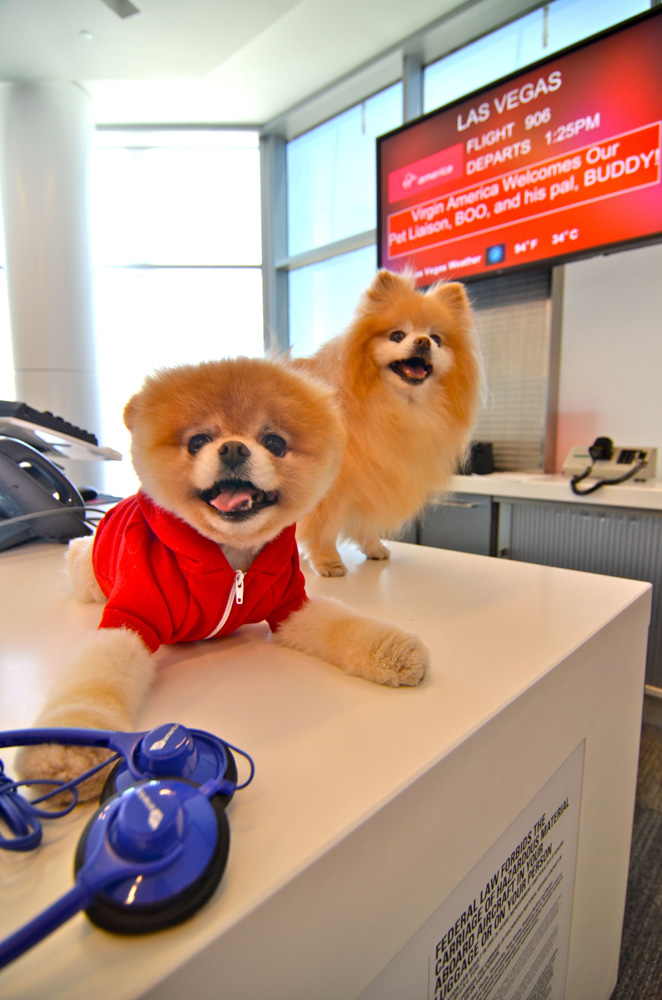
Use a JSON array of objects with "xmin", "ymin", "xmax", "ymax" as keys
[
  {"xmin": 18, "ymin": 358, "xmax": 428, "ymax": 798},
  {"xmin": 295, "ymin": 269, "xmax": 482, "ymax": 576}
]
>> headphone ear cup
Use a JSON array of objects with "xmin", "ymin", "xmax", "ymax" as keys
[
  {"xmin": 74, "ymin": 783, "xmax": 230, "ymax": 935},
  {"xmin": 99, "ymin": 737, "xmax": 239, "ymax": 809}
]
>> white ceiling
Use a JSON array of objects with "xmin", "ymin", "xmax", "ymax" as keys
[{"xmin": 0, "ymin": 0, "xmax": 470, "ymax": 126}]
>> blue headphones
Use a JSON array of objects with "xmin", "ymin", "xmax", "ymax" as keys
[{"xmin": 0, "ymin": 723, "xmax": 255, "ymax": 968}]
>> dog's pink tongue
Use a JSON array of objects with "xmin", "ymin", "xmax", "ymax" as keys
[{"xmin": 210, "ymin": 487, "xmax": 254, "ymax": 512}]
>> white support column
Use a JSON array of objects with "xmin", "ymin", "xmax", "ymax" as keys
[{"xmin": 0, "ymin": 82, "xmax": 102, "ymax": 488}]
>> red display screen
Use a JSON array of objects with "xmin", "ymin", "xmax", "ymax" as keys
[{"xmin": 377, "ymin": 9, "xmax": 662, "ymax": 284}]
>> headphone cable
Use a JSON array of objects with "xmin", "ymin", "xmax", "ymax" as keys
[{"xmin": 0, "ymin": 754, "xmax": 121, "ymax": 852}]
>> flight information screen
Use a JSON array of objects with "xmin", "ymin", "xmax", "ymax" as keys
[{"xmin": 377, "ymin": 8, "xmax": 662, "ymax": 283}]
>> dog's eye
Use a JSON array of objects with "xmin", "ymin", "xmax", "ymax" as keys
[
  {"xmin": 262, "ymin": 433, "xmax": 287, "ymax": 457},
  {"xmin": 188, "ymin": 433, "xmax": 212, "ymax": 455},
  {"xmin": 430, "ymin": 333, "xmax": 443, "ymax": 347},
  {"xmin": 389, "ymin": 330, "xmax": 406, "ymax": 343}
]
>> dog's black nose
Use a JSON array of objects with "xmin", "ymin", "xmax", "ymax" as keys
[{"xmin": 219, "ymin": 440, "xmax": 251, "ymax": 470}]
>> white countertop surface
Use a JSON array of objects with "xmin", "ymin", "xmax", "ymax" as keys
[
  {"xmin": 0, "ymin": 538, "xmax": 652, "ymax": 999},
  {"xmin": 449, "ymin": 472, "xmax": 662, "ymax": 511}
]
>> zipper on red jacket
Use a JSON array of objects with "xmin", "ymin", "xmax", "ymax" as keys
[{"xmin": 205, "ymin": 569, "xmax": 245, "ymax": 640}]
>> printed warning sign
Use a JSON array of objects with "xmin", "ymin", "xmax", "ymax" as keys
[{"xmin": 358, "ymin": 742, "xmax": 585, "ymax": 1000}]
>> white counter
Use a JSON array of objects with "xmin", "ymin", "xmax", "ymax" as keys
[
  {"xmin": 0, "ymin": 539, "xmax": 652, "ymax": 1000},
  {"xmin": 450, "ymin": 472, "xmax": 662, "ymax": 511}
]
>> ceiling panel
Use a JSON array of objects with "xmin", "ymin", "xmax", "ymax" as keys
[{"xmin": 0, "ymin": 0, "xmax": 468, "ymax": 124}]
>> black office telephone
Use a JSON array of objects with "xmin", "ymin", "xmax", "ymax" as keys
[
  {"xmin": 563, "ymin": 437, "xmax": 657, "ymax": 495},
  {"xmin": 0, "ymin": 437, "xmax": 91, "ymax": 551}
]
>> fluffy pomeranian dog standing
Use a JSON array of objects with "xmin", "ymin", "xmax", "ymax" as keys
[
  {"xmin": 294, "ymin": 269, "xmax": 482, "ymax": 576},
  {"xmin": 18, "ymin": 357, "xmax": 428, "ymax": 798}
]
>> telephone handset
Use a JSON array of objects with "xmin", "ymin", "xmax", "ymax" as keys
[
  {"xmin": 563, "ymin": 437, "xmax": 657, "ymax": 495},
  {"xmin": 0, "ymin": 437, "xmax": 91, "ymax": 550}
]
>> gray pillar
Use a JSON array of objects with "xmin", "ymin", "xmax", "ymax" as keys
[{"xmin": 0, "ymin": 82, "xmax": 102, "ymax": 488}]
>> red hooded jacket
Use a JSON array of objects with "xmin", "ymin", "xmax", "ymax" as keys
[{"xmin": 92, "ymin": 491, "xmax": 308, "ymax": 653}]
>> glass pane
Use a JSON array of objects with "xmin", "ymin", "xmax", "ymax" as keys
[
  {"xmin": 541, "ymin": 0, "xmax": 648, "ymax": 53},
  {"xmin": 94, "ymin": 266, "xmax": 263, "ymax": 497},
  {"xmin": 289, "ymin": 245, "xmax": 377, "ymax": 357},
  {"xmin": 0, "ymin": 270, "xmax": 15, "ymax": 400},
  {"xmin": 424, "ymin": 0, "xmax": 648, "ymax": 113},
  {"xmin": 287, "ymin": 85, "xmax": 402, "ymax": 256},
  {"xmin": 92, "ymin": 132, "xmax": 261, "ymax": 266}
]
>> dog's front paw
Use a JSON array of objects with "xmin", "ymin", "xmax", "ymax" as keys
[
  {"xmin": 314, "ymin": 556, "xmax": 348, "ymax": 577},
  {"xmin": 364, "ymin": 629, "xmax": 428, "ymax": 687},
  {"xmin": 274, "ymin": 597, "xmax": 428, "ymax": 687},
  {"xmin": 16, "ymin": 741, "xmax": 115, "ymax": 806},
  {"xmin": 305, "ymin": 545, "xmax": 348, "ymax": 576},
  {"xmin": 362, "ymin": 539, "xmax": 390, "ymax": 561}
]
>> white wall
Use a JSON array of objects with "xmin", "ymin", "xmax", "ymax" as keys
[{"xmin": 555, "ymin": 242, "xmax": 662, "ymax": 474}]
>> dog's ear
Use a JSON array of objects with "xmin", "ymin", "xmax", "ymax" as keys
[
  {"xmin": 364, "ymin": 268, "xmax": 414, "ymax": 302},
  {"xmin": 123, "ymin": 393, "xmax": 140, "ymax": 431},
  {"xmin": 429, "ymin": 280, "xmax": 470, "ymax": 318}
]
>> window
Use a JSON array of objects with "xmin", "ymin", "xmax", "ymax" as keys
[
  {"xmin": 285, "ymin": 84, "xmax": 402, "ymax": 357},
  {"xmin": 424, "ymin": 0, "xmax": 649, "ymax": 113},
  {"xmin": 287, "ymin": 84, "xmax": 402, "ymax": 257},
  {"xmin": 289, "ymin": 246, "xmax": 377, "ymax": 355},
  {"xmin": 0, "ymin": 128, "xmax": 262, "ymax": 496},
  {"xmin": 92, "ymin": 129, "xmax": 263, "ymax": 495}
]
